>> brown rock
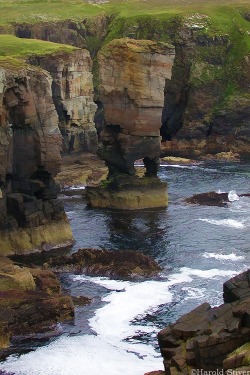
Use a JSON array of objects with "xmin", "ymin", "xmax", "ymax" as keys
[
  {"xmin": 29, "ymin": 268, "xmax": 61, "ymax": 295},
  {"xmin": 90, "ymin": 38, "xmax": 174, "ymax": 209},
  {"xmin": 0, "ymin": 256, "xmax": 36, "ymax": 291},
  {"xmin": 156, "ymin": 270, "xmax": 250, "ymax": 373},
  {"xmin": 185, "ymin": 191, "xmax": 229, "ymax": 207},
  {"xmin": 97, "ymin": 38, "xmax": 175, "ymax": 176},
  {"xmin": 28, "ymin": 50, "xmax": 98, "ymax": 154},
  {"xmin": 0, "ymin": 62, "xmax": 73, "ymax": 255},
  {"xmin": 0, "ymin": 257, "xmax": 74, "ymax": 351},
  {"xmin": 223, "ymin": 270, "xmax": 250, "ymax": 303},
  {"xmin": 46, "ymin": 247, "xmax": 161, "ymax": 278}
]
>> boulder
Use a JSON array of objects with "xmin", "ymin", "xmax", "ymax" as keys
[{"xmin": 223, "ymin": 270, "xmax": 250, "ymax": 303}]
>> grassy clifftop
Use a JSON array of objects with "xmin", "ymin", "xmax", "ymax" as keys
[
  {"xmin": 0, "ymin": 1, "xmax": 249, "ymax": 56},
  {"xmin": 0, "ymin": 34, "xmax": 77, "ymax": 68},
  {"xmin": 0, "ymin": 0, "xmax": 249, "ymax": 35}
]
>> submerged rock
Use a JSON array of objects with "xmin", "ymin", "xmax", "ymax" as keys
[
  {"xmin": 185, "ymin": 191, "xmax": 229, "ymax": 207},
  {"xmin": 157, "ymin": 270, "xmax": 250, "ymax": 373},
  {"xmin": 46, "ymin": 247, "xmax": 162, "ymax": 278}
]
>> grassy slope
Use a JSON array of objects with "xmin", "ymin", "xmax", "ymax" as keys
[
  {"xmin": 0, "ymin": 34, "xmax": 77, "ymax": 57},
  {"xmin": 0, "ymin": 34, "xmax": 77, "ymax": 68}
]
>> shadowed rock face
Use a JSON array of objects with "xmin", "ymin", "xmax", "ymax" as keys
[
  {"xmin": 28, "ymin": 50, "xmax": 98, "ymax": 154},
  {"xmin": 98, "ymin": 38, "xmax": 175, "ymax": 176},
  {"xmin": 161, "ymin": 24, "xmax": 250, "ymax": 157},
  {"xmin": 0, "ymin": 65, "xmax": 73, "ymax": 254},
  {"xmin": 157, "ymin": 270, "xmax": 250, "ymax": 373}
]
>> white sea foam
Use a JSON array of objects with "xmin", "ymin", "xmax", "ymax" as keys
[
  {"xmin": 228, "ymin": 190, "xmax": 239, "ymax": 202},
  {"xmin": 69, "ymin": 185, "xmax": 86, "ymax": 190},
  {"xmin": 198, "ymin": 218, "xmax": 245, "ymax": 229},
  {"xmin": 203, "ymin": 252, "xmax": 245, "ymax": 261},
  {"xmin": 159, "ymin": 164, "xmax": 218, "ymax": 172},
  {"xmin": 0, "ymin": 335, "xmax": 161, "ymax": 375},
  {"xmin": 0, "ymin": 267, "xmax": 240, "ymax": 375},
  {"xmin": 229, "ymin": 198, "xmax": 250, "ymax": 213},
  {"xmin": 181, "ymin": 287, "xmax": 205, "ymax": 299},
  {"xmin": 178, "ymin": 267, "xmax": 237, "ymax": 279}
]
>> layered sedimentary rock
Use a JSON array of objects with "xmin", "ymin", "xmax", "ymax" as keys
[
  {"xmin": 0, "ymin": 64, "xmax": 73, "ymax": 255},
  {"xmin": 3, "ymin": 9, "xmax": 248, "ymax": 158},
  {"xmin": 157, "ymin": 270, "xmax": 250, "ymax": 373},
  {"xmin": 87, "ymin": 38, "xmax": 175, "ymax": 209},
  {"xmin": 28, "ymin": 49, "xmax": 98, "ymax": 154},
  {"xmin": 0, "ymin": 257, "xmax": 74, "ymax": 351},
  {"xmin": 15, "ymin": 16, "xmax": 111, "ymax": 56}
]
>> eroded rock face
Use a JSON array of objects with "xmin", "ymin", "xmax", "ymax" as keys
[
  {"xmin": 28, "ymin": 50, "xmax": 98, "ymax": 154},
  {"xmin": 157, "ymin": 270, "xmax": 250, "ymax": 373},
  {"xmin": 87, "ymin": 39, "xmax": 174, "ymax": 209},
  {"xmin": 0, "ymin": 64, "xmax": 73, "ymax": 255},
  {"xmin": 98, "ymin": 38, "xmax": 175, "ymax": 176}
]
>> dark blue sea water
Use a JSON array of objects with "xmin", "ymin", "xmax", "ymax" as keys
[{"xmin": 1, "ymin": 160, "xmax": 250, "ymax": 375}]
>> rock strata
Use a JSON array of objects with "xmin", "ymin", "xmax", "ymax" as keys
[
  {"xmin": 0, "ymin": 61, "xmax": 73, "ymax": 255},
  {"xmin": 28, "ymin": 50, "xmax": 98, "ymax": 154},
  {"xmin": 157, "ymin": 270, "xmax": 250, "ymax": 373},
  {"xmin": 87, "ymin": 38, "xmax": 175, "ymax": 209},
  {"xmin": 45, "ymin": 247, "xmax": 161, "ymax": 278}
]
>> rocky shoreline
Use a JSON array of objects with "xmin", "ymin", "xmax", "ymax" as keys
[
  {"xmin": 148, "ymin": 270, "xmax": 250, "ymax": 374},
  {"xmin": 0, "ymin": 247, "xmax": 162, "ymax": 356}
]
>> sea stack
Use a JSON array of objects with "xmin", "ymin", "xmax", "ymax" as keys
[{"xmin": 86, "ymin": 38, "xmax": 175, "ymax": 209}]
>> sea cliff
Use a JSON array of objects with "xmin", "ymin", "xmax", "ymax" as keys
[{"xmin": 0, "ymin": 37, "xmax": 97, "ymax": 254}]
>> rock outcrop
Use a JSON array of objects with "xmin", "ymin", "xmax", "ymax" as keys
[
  {"xmin": 45, "ymin": 247, "xmax": 161, "ymax": 278},
  {"xmin": 157, "ymin": 270, "xmax": 250, "ymax": 373},
  {"xmin": 87, "ymin": 38, "xmax": 175, "ymax": 209},
  {"xmin": 0, "ymin": 257, "xmax": 74, "ymax": 351},
  {"xmin": 0, "ymin": 63, "xmax": 73, "ymax": 255},
  {"xmin": 28, "ymin": 50, "xmax": 98, "ymax": 154},
  {"xmin": 185, "ymin": 191, "xmax": 230, "ymax": 207}
]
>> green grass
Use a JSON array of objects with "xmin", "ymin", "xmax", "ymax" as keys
[
  {"xmin": 0, "ymin": 34, "xmax": 77, "ymax": 57},
  {"xmin": 0, "ymin": 0, "xmax": 249, "ymax": 28}
]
